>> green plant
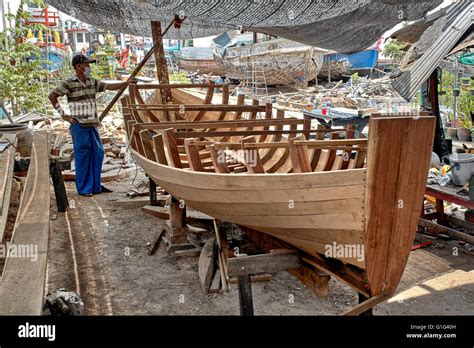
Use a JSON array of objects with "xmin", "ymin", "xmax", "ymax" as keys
[
  {"xmin": 460, "ymin": 117, "xmax": 472, "ymax": 129},
  {"xmin": 439, "ymin": 69, "xmax": 474, "ymax": 125},
  {"xmin": 169, "ymin": 71, "xmax": 191, "ymax": 83},
  {"xmin": 382, "ymin": 39, "xmax": 409, "ymax": 62},
  {"xmin": 0, "ymin": 0, "xmax": 50, "ymax": 116},
  {"xmin": 350, "ymin": 72, "xmax": 359, "ymax": 84}
]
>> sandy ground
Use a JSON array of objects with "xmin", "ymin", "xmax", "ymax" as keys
[{"xmin": 46, "ymin": 171, "xmax": 474, "ymax": 316}]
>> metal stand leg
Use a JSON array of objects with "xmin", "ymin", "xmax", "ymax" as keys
[
  {"xmin": 358, "ymin": 293, "xmax": 373, "ymax": 316},
  {"xmin": 238, "ymin": 274, "xmax": 254, "ymax": 316},
  {"xmin": 149, "ymin": 177, "xmax": 158, "ymax": 206}
]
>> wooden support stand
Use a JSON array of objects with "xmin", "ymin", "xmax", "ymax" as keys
[
  {"xmin": 149, "ymin": 196, "xmax": 202, "ymax": 254},
  {"xmin": 237, "ymin": 275, "xmax": 254, "ymax": 316},
  {"xmin": 149, "ymin": 177, "xmax": 158, "ymax": 206},
  {"xmin": 228, "ymin": 249, "xmax": 304, "ymax": 316},
  {"xmin": 50, "ymin": 157, "xmax": 68, "ymax": 213}
]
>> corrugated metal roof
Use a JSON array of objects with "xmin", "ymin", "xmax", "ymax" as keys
[{"xmin": 391, "ymin": 1, "xmax": 473, "ymax": 100}]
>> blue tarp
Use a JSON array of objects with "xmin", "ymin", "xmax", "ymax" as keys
[{"xmin": 326, "ymin": 49, "xmax": 379, "ymax": 70}]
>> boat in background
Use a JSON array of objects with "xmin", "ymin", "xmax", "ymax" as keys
[
  {"xmin": 213, "ymin": 33, "xmax": 325, "ymax": 87},
  {"xmin": 175, "ymin": 47, "xmax": 226, "ymax": 76},
  {"xmin": 24, "ymin": 3, "xmax": 68, "ymax": 72},
  {"xmin": 319, "ymin": 40, "xmax": 381, "ymax": 80}
]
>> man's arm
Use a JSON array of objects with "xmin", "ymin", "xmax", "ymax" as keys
[
  {"xmin": 104, "ymin": 81, "xmax": 130, "ymax": 91},
  {"xmin": 48, "ymin": 92, "xmax": 77, "ymax": 124}
]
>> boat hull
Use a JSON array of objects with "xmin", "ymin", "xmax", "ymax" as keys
[
  {"xmin": 131, "ymin": 148, "xmax": 367, "ymax": 269},
  {"xmin": 222, "ymin": 39, "xmax": 323, "ymax": 86},
  {"xmin": 177, "ymin": 58, "xmax": 226, "ymax": 76}
]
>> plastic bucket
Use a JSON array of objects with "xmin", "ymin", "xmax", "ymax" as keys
[{"xmin": 450, "ymin": 153, "xmax": 474, "ymax": 186}]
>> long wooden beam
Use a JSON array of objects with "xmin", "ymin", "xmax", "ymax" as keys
[
  {"xmin": 132, "ymin": 83, "xmax": 225, "ymax": 89},
  {"xmin": 0, "ymin": 131, "xmax": 50, "ymax": 315},
  {"xmin": 169, "ymin": 130, "xmax": 367, "ymax": 139},
  {"xmin": 132, "ymin": 118, "xmax": 306, "ymax": 130},
  {"xmin": 228, "ymin": 250, "xmax": 302, "ymax": 277},
  {"xmin": 128, "ymin": 104, "xmax": 268, "ymax": 112},
  {"xmin": 341, "ymin": 291, "xmax": 394, "ymax": 316}
]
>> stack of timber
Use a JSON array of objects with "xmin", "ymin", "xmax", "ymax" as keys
[
  {"xmin": 121, "ymin": 81, "xmax": 436, "ymax": 302},
  {"xmin": 0, "ymin": 131, "xmax": 51, "ymax": 315}
]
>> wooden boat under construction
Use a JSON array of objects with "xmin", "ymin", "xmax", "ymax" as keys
[
  {"xmin": 215, "ymin": 38, "xmax": 325, "ymax": 87},
  {"xmin": 121, "ymin": 81, "xmax": 435, "ymax": 302}
]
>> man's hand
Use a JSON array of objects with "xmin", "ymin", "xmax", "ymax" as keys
[{"xmin": 63, "ymin": 115, "xmax": 78, "ymax": 124}]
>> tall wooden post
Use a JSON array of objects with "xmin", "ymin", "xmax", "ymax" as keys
[{"xmin": 151, "ymin": 21, "xmax": 171, "ymax": 114}]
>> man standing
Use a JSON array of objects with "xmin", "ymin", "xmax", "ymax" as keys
[{"xmin": 49, "ymin": 54, "xmax": 129, "ymax": 197}]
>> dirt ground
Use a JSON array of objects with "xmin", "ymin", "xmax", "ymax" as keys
[{"xmin": 46, "ymin": 170, "xmax": 474, "ymax": 316}]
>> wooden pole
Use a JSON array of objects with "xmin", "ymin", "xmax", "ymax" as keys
[
  {"xmin": 151, "ymin": 21, "xmax": 171, "ymax": 121},
  {"xmin": 98, "ymin": 17, "xmax": 180, "ymax": 122}
]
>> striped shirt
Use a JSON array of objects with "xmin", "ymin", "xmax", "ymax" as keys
[{"xmin": 52, "ymin": 75, "xmax": 107, "ymax": 119}]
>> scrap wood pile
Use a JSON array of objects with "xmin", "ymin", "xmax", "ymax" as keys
[
  {"xmin": 12, "ymin": 111, "xmax": 135, "ymax": 182},
  {"xmin": 274, "ymin": 76, "xmax": 401, "ymax": 111}
]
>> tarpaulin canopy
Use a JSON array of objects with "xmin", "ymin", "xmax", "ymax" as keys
[{"xmin": 46, "ymin": 0, "xmax": 442, "ymax": 53}]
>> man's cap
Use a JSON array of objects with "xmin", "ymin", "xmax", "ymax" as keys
[{"xmin": 72, "ymin": 54, "xmax": 96, "ymax": 67}]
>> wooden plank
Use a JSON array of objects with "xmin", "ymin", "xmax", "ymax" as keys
[
  {"xmin": 135, "ymin": 83, "xmax": 225, "ymax": 89},
  {"xmin": 133, "ymin": 118, "xmax": 305, "ymax": 130},
  {"xmin": 208, "ymin": 145, "xmax": 230, "ymax": 174},
  {"xmin": 184, "ymin": 139, "xmax": 205, "ymax": 172},
  {"xmin": 446, "ymin": 215, "xmax": 474, "ymax": 231},
  {"xmin": 130, "ymin": 104, "xmax": 265, "ymax": 113},
  {"xmin": 241, "ymin": 136, "xmax": 264, "ymax": 174},
  {"xmin": 209, "ymin": 272, "xmax": 221, "ymax": 293},
  {"xmin": 228, "ymin": 250, "xmax": 302, "ymax": 277},
  {"xmin": 142, "ymin": 205, "xmax": 213, "ymax": 222},
  {"xmin": 0, "ymin": 131, "xmax": 50, "ymax": 315},
  {"xmin": 241, "ymin": 228, "xmax": 333, "ymax": 297},
  {"xmin": 365, "ymin": 115, "xmax": 436, "ymax": 295},
  {"xmin": 148, "ymin": 228, "xmax": 165, "ymax": 255},
  {"xmin": 323, "ymin": 133, "xmax": 339, "ymax": 171},
  {"xmin": 139, "ymin": 130, "xmax": 156, "ymax": 160},
  {"xmin": 175, "ymin": 247, "xmax": 202, "ymax": 257},
  {"xmin": 340, "ymin": 125, "xmax": 356, "ymax": 170},
  {"xmin": 161, "ymin": 128, "xmax": 182, "ymax": 168},
  {"xmin": 342, "ymin": 291, "xmax": 393, "ymax": 316},
  {"xmin": 199, "ymin": 238, "xmax": 216, "ymax": 292},
  {"xmin": 229, "ymin": 274, "xmax": 273, "ymax": 284},
  {"xmin": 289, "ymin": 135, "xmax": 311, "ymax": 173},
  {"xmin": 289, "ymin": 266, "xmax": 330, "ymax": 298},
  {"xmin": 170, "ymin": 129, "xmax": 314, "ymax": 138},
  {"xmin": 213, "ymin": 220, "xmax": 229, "ymax": 291},
  {"xmin": 302, "ymin": 255, "xmax": 370, "ymax": 297},
  {"xmin": 151, "ymin": 134, "xmax": 168, "ymax": 165},
  {"xmin": 418, "ymin": 218, "xmax": 474, "ymax": 244},
  {"xmin": 310, "ymin": 125, "xmax": 325, "ymax": 171},
  {"xmin": 193, "ymin": 81, "xmax": 215, "ymax": 121}
]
